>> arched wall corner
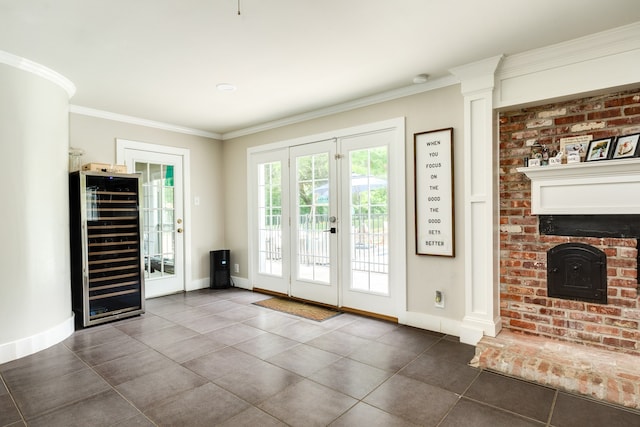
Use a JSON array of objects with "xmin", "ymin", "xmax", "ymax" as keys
[{"xmin": 0, "ymin": 51, "xmax": 76, "ymax": 364}]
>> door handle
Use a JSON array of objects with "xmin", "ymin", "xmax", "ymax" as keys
[
  {"xmin": 177, "ymin": 228, "xmax": 183, "ymax": 234},
  {"xmin": 323, "ymin": 227, "xmax": 337, "ymax": 234}
]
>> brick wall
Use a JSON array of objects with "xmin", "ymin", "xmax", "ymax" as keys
[{"xmin": 499, "ymin": 88, "xmax": 640, "ymax": 355}]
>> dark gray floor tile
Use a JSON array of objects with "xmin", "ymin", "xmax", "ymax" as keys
[
  {"xmin": 145, "ymin": 301, "xmax": 193, "ymax": 317},
  {"xmin": 179, "ymin": 313, "xmax": 237, "ymax": 334},
  {"xmin": 306, "ymin": 329, "xmax": 371, "ymax": 356},
  {"xmin": 217, "ymin": 406, "xmax": 288, "ymax": 427},
  {"xmin": 550, "ymin": 392, "xmax": 640, "ymax": 427},
  {"xmin": 258, "ymin": 379, "xmax": 357, "ymax": 427},
  {"xmin": 93, "ymin": 348, "xmax": 175, "ymax": 386},
  {"xmin": 204, "ymin": 322, "xmax": 266, "ymax": 346},
  {"xmin": 363, "ymin": 374, "xmax": 458, "ymax": 426},
  {"xmin": 243, "ymin": 312, "xmax": 299, "ymax": 332},
  {"xmin": 347, "ymin": 340, "xmax": 419, "ymax": 372},
  {"xmin": 156, "ymin": 306, "xmax": 213, "ymax": 324},
  {"xmin": 309, "ymin": 357, "xmax": 393, "ymax": 399},
  {"xmin": 376, "ymin": 325, "xmax": 441, "ymax": 354},
  {"xmin": 336, "ymin": 317, "xmax": 398, "ymax": 340},
  {"xmin": 330, "ymin": 402, "xmax": 420, "ymax": 427},
  {"xmin": 112, "ymin": 414, "xmax": 156, "ymax": 426},
  {"xmin": 0, "ymin": 393, "xmax": 22, "ymax": 426},
  {"xmin": 270, "ymin": 319, "xmax": 329, "ymax": 342},
  {"xmin": 213, "ymin": 359, "xmax": 303, "ymax": 404},
  {"xmin": 114, "ymin": 314, "xmax": 176, "ymax": 336},
  {"xmin": 399, "ymin": 352, "xmax": 479, "ymax": 393},
  {"xmin": 73, "ymin": 335, "xmax": 148, "ymax": 366},
  {"xmin": 12, "ymin": 368, "xmax": 110, "ymax": 420},
  {"xmin": 465, "ymin": 371, "xmax": 555, "ymax": 423},
  {"xmin": 133, "ymin": 324, "xmax": 199, "ymax": 349},
  {"xmin": 115, "ymin": 364, "xmax": 208, "ymax": 411},
  {"xmin": 182, "ymin": 346, "xmax": 262, "ymax": 381},
  {"xmin": 152, "ymin": 334, "xmax": 226, "ymax": 363},
  {"xmin": 266, "ymin": 344, "xmax": 341, "ymax": 377},
  {"xmin": 1, "ymin": 348, "xmax": 86, "ymax": 394},
  {"xmin": 441, "ymin": 398, "xmax": 545, "ymax": 427},
  {"xmin": 424, "ymin": 337, "xmax": 476, "ymax": 365},
  {"xmin": 27, "ymin": 389, "xmax": 139, "ymax": 427},
  {"xmin": 215, "ymin": 305, "xmax": 264, "ymax": 322},
  {"xmin": 144, "ymin": 382, "xmax": 249, "ymax": 427},
  {"xmin": 233, "ymin": 332, "xmax": 299, "ymax": 359},
  {"xmin": 199, "ymin": 299, "xmax": 246, "ymax": 314},
  {"xmin": 63, "ymin": 325, "xmax": 129, "ymax": 351}
]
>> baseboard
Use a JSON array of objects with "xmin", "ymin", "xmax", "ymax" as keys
[
  {"xmin": 402, "ymin": 311, "xmax": 462, "ymax": 338},
  {"xmin": 0, "ymin": 313, "xmax": 75, "ymax": 365}
]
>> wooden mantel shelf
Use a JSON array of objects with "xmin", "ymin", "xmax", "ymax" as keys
[{"xmin": 517, "ymin": 158, "xmax": 640, "ymax": 215}]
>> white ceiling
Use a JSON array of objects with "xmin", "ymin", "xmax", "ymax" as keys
[{"xmin": 1, "ymin": 1, "xmax": 639, "ymax": 138}]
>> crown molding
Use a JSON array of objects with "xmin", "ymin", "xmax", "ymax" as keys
[
  {"xmin": 221, "ymin": 74, "xmax": 460, "ymax": 140},
  {"xmin": 499, "ymin": 21, "xmax": 640, "ymax": 79},
  {"xmin": 0, "ymin": 50, "xmax": 76, "ymax": 98},
  {"xmin": 69, "ymin": 105, "xmax": 222, "ymax": 140}
]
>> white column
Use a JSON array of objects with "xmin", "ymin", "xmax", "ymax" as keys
[{"xmin": 450, "ymin": 56, "xmax": 503, "ymax": 345}]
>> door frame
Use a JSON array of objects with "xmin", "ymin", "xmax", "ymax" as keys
[
  {"xmin": 247, "ymin": 117, "xmax": 406, "ymax": 318},
  {"xmin": 116, "ymin": 139, "xmax": 192, "ymax": 295}
]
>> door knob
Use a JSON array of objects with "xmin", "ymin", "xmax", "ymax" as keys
[{"xmin": 177, "ymin": 228, "xmax": 183, "ymax": 233}]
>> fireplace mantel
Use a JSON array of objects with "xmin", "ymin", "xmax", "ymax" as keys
[{"xmin": 517, "ymin": 158, "xmax": 640, "ymax": 215}]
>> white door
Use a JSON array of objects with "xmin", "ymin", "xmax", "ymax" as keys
[
  {"xmin": 248, "ymin": 119, "xmax": 405, "ymax": 318},
  {"xmin": 249, "ymin": 149, "xmax": 290, "ymax": 295},
  {"xmin": 339, "ymin": 130, "xmax": 395, "ymax": 317},
  {"xmin": 289, "ymin": 140, "xmax": 339, "ymax": 305},
  {"xmin": 121, "ymin": 147, "xmax": 185, "ymax": 298}
]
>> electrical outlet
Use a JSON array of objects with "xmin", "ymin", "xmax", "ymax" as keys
[
  {"xmin": 435, "ymin": 290, "xmax": 445, "ymax": 308},
  {"xmin": 234, "ymin": 263, "xmax": 239, "ymax": 273}
]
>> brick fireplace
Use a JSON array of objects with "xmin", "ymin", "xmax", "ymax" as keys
[{"xmin": 473, "ymin": 88, "xmax": 640, "ymax": 409}]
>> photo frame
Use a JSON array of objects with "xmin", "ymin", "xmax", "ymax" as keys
[
  {"xmin": 611, "ymin": 133, "xmax": 640, "ymax": 159},
  {"xmin": 414, "ymin": 128, "xmax": 454, "ymax": 256},
  {"xmin": 585, "ymin": 137, "xmax": 615, "ymax": 161},
  {"xmin": 559, "ymin": 137, "xmax": 590, "ymax": 161}
]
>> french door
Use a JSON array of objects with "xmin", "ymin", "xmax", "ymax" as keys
[
  {"xmin": 118, "ymin": 142, "xmax": 186, "ymax": 298},
  {"xmin": 249, "ymin": 120, "xmax": 404, "ymax": 318},
  {"xmin": 289, "ymin": 140, "xmax": 339, "ymax": 305}
]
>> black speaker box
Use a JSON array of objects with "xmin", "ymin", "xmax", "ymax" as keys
[{"xmin": 210, "ymin": 250, "xmax": 231, "ymax": 288}]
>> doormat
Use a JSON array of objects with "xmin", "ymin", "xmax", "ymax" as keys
[{"xmin": 253, "ymin": 297, "xmax": 341, "ymax": 322}]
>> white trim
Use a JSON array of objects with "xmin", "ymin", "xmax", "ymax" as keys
[
  {"xmin": 403, "ymin": 311, "xmax": 462, "ymax": 338},
  {"xmin": 115, "ymin": 139, "xmax": 193, "ymax": 295},
  {"xmin": 71, "ymin": 105, "xmax": 222, "ymax": 140},
  {"xmin": 0, "ymin": 314, "xmax": 75, "ymax": 365},
  {"xmin": 0, "ymin": 50, "xmax": 76, "ymax": 98},
  {"xmin": 450, "ymin": 58, "xmax": 502, "ymax": 346},
  {"xmin": 495, "ymin": 22, "xmax": 640, "ymax": 109},
  {"xmin": 225, "ymin": 75, "xmax": 457, "ymax": 140}
]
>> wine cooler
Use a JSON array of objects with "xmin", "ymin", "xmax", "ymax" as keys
[{"xmin": 69, "ymin": 171, "xmax": 145, "ymax": 327}]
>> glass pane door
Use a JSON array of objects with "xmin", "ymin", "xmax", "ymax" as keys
[
  {"xmin": 250, "ymin": 149, "xmax": 289, "ymax": 295},
  {"xmin": 290, "ymin": 140, "xmax": 338, "ymax": 305},
  {"xmin": 348, "ymin": 146, "xmax": 389, "ymax": 294}
]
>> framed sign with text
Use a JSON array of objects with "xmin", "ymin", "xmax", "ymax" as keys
[{"xmin": 414, "ymin": 128, "xmax": 455, "ymax": 256}]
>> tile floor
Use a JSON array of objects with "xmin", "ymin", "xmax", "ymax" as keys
[{"xmin": 1, "ymin": 288, "xmax": 639, "ymax": 427}]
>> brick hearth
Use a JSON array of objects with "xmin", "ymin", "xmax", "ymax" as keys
[
  {"xmin": 495, "ymin": 88, "xmax": 640, "ymax": 409},
  {"xmin": 472, "ymin": 330, "xmax": 640, "ymax": 409}
]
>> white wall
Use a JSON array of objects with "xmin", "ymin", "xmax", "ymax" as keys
[{"xmin": 0, "ymin": 59, "xmax": 74, "ymax": 363}]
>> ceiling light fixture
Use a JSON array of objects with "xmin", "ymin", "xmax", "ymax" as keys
[
  {"xmin": 413, "ymin": 74, "xmax": 429, "ymax": 84},
  {"xmin": 216, "ymin": 83, "xmax": 237, "ymax": 92}
]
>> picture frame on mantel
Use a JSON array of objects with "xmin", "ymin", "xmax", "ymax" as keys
[
  {"xmin": 414, "ymin": 128, "xmax": 455, "ymax": 257},
  {"xmin": 611, "ymin": 133, "xmax": 640, "ymax": 159},
  {"xmin": 585, "ymin": 136, "xmax": 615, "ymax": 161}
]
